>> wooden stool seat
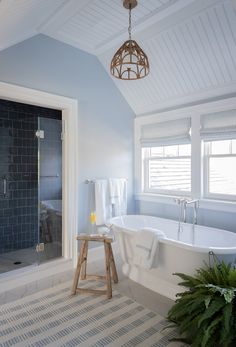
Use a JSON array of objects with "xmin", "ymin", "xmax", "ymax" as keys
[{"xmin": 71, "ymin": 234, "xmax": 118, "ymax": 299}]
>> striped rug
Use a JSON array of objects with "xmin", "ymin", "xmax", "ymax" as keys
[{"xmin": 0, "ymin": 280, "xmax": 186, "ymax": 347}]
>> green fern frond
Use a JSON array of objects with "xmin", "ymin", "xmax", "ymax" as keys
[
  {"xmin": 228, "ymin": 269, "xmax": 236, "ymax": 287},
  {"xmin": 167, "ymin": 260, "xmax": 236, "ymax": 347},
  {"xmin": 197, "ymin": 297, "xmax": 225, "ymax": 328},
  {"xmin": 173, "ymin": 272, "xmax": 201, "ymax": 287},
  {"xmin": 223, "ymin": 303, "xmax": 233, "ymax": 334},
  {"xmin": 201, "ymin": 315, "xmax": 222, "ymax": 347}
]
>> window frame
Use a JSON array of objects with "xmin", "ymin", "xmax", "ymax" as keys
[
  {"xmin": 134, "ymin": 97, "xmax": 236, "ymax": 211},
  {"xmin": 203, "ymin": 140, "xmax": 236, "ymax": 201},
  {"xmin": 142, "ymin": 146, "xmax": 191, "ymax": 197}
]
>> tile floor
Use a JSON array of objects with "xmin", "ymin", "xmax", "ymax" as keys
[
  {"xmin": 0, "ymin": 252, "xmax": 174, "ymax": 317},
  {"xmin": 86, "ymin": 255, "xmax": 174, "ymax": 317},
  {"xmin": 0, "ymin": 242, "xmax": 62, "ymax": 274}
]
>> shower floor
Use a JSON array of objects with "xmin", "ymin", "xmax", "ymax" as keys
[{"xmin": 0, "ymin": 242, "xmax": 62, "ymax": 274}]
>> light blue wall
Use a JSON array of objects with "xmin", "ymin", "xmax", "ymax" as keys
[{"xmin": 0, "ymin": 34, "xmax": 135, "ymax": 234}]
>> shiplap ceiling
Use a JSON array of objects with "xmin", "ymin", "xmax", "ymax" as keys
[{"xmin": 0, "ymin": 0, "xmax": 236, "ymax": 115}]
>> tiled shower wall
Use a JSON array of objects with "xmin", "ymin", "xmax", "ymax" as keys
[{"xmin": 0, "ymin": 100, "xmax": 61, "ymax": 254}]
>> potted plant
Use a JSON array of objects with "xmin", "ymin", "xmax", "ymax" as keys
[{"xmin": 167, "ymin": 260, "xmax": 236, "ymax": 347}]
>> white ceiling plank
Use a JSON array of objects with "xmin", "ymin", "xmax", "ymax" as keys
[
  {"xmin": 187, "ymin": 20, "xmax": 219, "ymax": 87},
  {"xmin": 203, "ymin": 11, "xmax": 232, "ymax": 83},
  {"xmin": 193, "ymin": 15, "xmax": 225, "ymax": 85},
  {"xmin": 158, "ymin": 35, "xmax": 188, "ymax": 94},
  {"xmin": 0, "ymin": 0, "xmax": 65, "ymax": 51},
  {"xmin": 38, "ymin": 0, "xmax": 93, "ymax": 35},
  {"xmin": 178, "ymin": 23, "xmax": 213, "ymax": 88},
  {"xmin": 94, "ymin": 0, "xmax": 196, "ymax": 55},
  {"xmin": 99, "ymin": 0, "xmax": 236, "ymax": 116},
  {"xmin": 165, "ymin": 30, "xmax": 198, "ymax": 92},
  {"xmin": 153, "ymin": 42, "xmax": 179, "ymax": 97},
  {"xmin": 90, "ymin": 2, "xmax": 126, "ymax": 28},
  {"xmin": 149, "ymin": 39, "xmax": 180, "ymax": 97},
  {"xmin": 211, "ymin": 6, "xmax": 236, "ymax": 77},
  {"xmin": 223, "ymin": 2, "xmax": 236, "ymax": 66},
  {"xmin": 68, "ymin": 11, "xmax": 110, "ymax": 38},
  {"xmin": 172, "ymin": 25, "xmax": 206, "ymax": 90},
  {"xmin": 134, "ymin": 4, "xmax": 150, "ymax": 16}
]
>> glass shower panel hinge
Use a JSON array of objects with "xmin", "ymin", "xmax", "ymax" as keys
[
  {"xmin": 61, "ymin": 119, "xmax": 65, "ymax": 141},
  {"xmin": 36, "ymin": 243, "xmax": 45, "ymax": 252},
  {"xmin": 35, "ymin": 130, "xmax": 44, "ymax": 139}
]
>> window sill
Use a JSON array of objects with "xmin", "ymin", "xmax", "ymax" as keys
[{"xmin": 135, "ymin": 193, "xmax": 236, "ymax": 213}]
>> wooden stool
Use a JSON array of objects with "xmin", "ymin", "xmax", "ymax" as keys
[{"xmin": 71, "ymin": 234, "xmax": 118, "ymax": 299}]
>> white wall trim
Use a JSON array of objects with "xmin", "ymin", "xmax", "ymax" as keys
[
  {"xmin": 134, "ymin": 96, "xmax": 236, "ymax": 213},
  {"xmin": 0, "ymin": 81, "xmax": 79, "ymax": 269},
  {"xmin": 135, "ymin": 194, "xmax": 236, "ymax": 214}
]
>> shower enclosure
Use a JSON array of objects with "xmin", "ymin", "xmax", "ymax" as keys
[{"xmin": 0, "ymin": 100, "xmax": 62, "ymax": 274}]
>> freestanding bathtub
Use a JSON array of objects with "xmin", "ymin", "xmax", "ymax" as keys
[{"xmin": 109, "ymin": 215, "xmax": 236, "ymax": 300}]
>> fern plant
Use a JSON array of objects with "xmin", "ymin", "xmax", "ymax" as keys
[{"xmin": 167, "ymin": 260, "xmax": 236, "ymax": 347}]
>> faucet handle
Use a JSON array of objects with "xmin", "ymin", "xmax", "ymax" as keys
[
  {"xmin": 173, "ymin": 198, "xmax": 180, "ymax": 204},
  {"xmin": 185, "ymin": 198, "xmax": 199, "ymax": 205},
  {"xmin": 173, "ymin": 197, "xmax": 186, "ymax": 205}
]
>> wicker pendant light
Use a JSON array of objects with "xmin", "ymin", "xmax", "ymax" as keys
[{"xmin": 110, "ymin": 0, "xmax": 149, "ymax": 80}]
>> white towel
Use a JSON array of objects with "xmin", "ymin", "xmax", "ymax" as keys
[
  {"xmin": 95, "ymin": 180, "xmax": 112, "ymax": 225},
  {"xmin": 133, "ymin": 228, "xmax": 165, "ymax": 270},
  {"xmin": 109, "ymin": 178, "xmax": 127, "ymax": 216}
]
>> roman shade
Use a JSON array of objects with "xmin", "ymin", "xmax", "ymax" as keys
[
  {"xmin": 140, "ymin": 117, "xmax": 191, "ymax": 147},
  {"xmin": 200, "ymin": 110, "xmax": 236, "ymax": 141}
]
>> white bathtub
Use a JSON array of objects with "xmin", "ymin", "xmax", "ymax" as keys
[
  {"xmin": 41, "ymin": 200, "xmax": 62, "ymax": 213},
  {"xmin": 109, "ymin": 215, "xmax": 236, "ymax": 300}
]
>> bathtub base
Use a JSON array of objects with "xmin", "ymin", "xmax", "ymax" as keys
[{"xmin": 122, "ymin": 263, "xmax": 179, "ymax": 301}]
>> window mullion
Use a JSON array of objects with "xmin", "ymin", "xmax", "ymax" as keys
[
  {"xmin": 203, "ymin": 142, "xmax": 210, "ymax": 198},
  {"xmin": 191, "ymin": 114, "xmax": 201, "ymax": 199}
]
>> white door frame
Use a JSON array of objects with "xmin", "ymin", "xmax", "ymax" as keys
[{"xmin": 0, "ymin": 82, "xmax": 79, "ymax": 265}]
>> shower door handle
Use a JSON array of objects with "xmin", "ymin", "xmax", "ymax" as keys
[{"xmin": 3, "ymin": 178, "xmax": 7, "ymax": 198}]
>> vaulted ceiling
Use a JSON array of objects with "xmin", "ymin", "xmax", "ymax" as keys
[{"xmin": 0, "ymin": 0, "xmax": 236, "ymax": 116}]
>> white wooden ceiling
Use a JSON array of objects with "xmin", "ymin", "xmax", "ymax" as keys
[
  {"xmin": 0, "ymin": 0, "xmax": 236, "ymax": 115},
  {"xmin": 0, "ymin": 0, "xmax": 66, "ymax": 51}
]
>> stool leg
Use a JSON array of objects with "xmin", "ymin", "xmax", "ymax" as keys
[
  {"xmin": 71, "ymin": 240, "xmax": 86, "ymax": 295},
  {"xmin": 104, "ymin": 242, "xmax": 112, "ymax": 299},
  {"xmin": 108, "ymin": 244, "xmax": 118, "ymax": 283},
  {"xmin": 81, "ymin": 240, "xmax": 88, "ymax": 280}
]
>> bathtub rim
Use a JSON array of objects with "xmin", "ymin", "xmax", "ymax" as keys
[{"xmin": 108, "ymin": 215, "xmax": 236, "ymax": 255}]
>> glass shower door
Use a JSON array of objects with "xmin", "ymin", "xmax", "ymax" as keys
[
  {"xmin": 37, "ymin": 117, "xmax": 62, "ymax": 263},
  {"xmin": 0, "ymin": 105, "xmax": 38, "ymax": 273}
]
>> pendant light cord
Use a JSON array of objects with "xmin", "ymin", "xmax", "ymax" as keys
[{"xmin": 128, "ymin": 4, "xmax": 132, "ymax": 41}]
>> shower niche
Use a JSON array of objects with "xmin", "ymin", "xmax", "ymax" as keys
[{"xmin": 0, "ymin": 99, "xmax": 62, "ymax": 274}]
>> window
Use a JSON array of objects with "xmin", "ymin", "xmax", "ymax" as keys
[
  {"xmin": 201, "ymin": 110, "xmax": 236, "ymax": 201},
  {"xmin": 204, "ymin": 139, "xmax": 236, "ymax": 198},
  {"xmin": 142, "ymin": 144, "xmax": 191, "ymax": 195},
  {"xmin": 140, "ymin": 117, "xmax": 191, "ymax": 196},
  {"xmin": 136, "ymin": 103, "xmax": 236, "ymax": 205}
]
